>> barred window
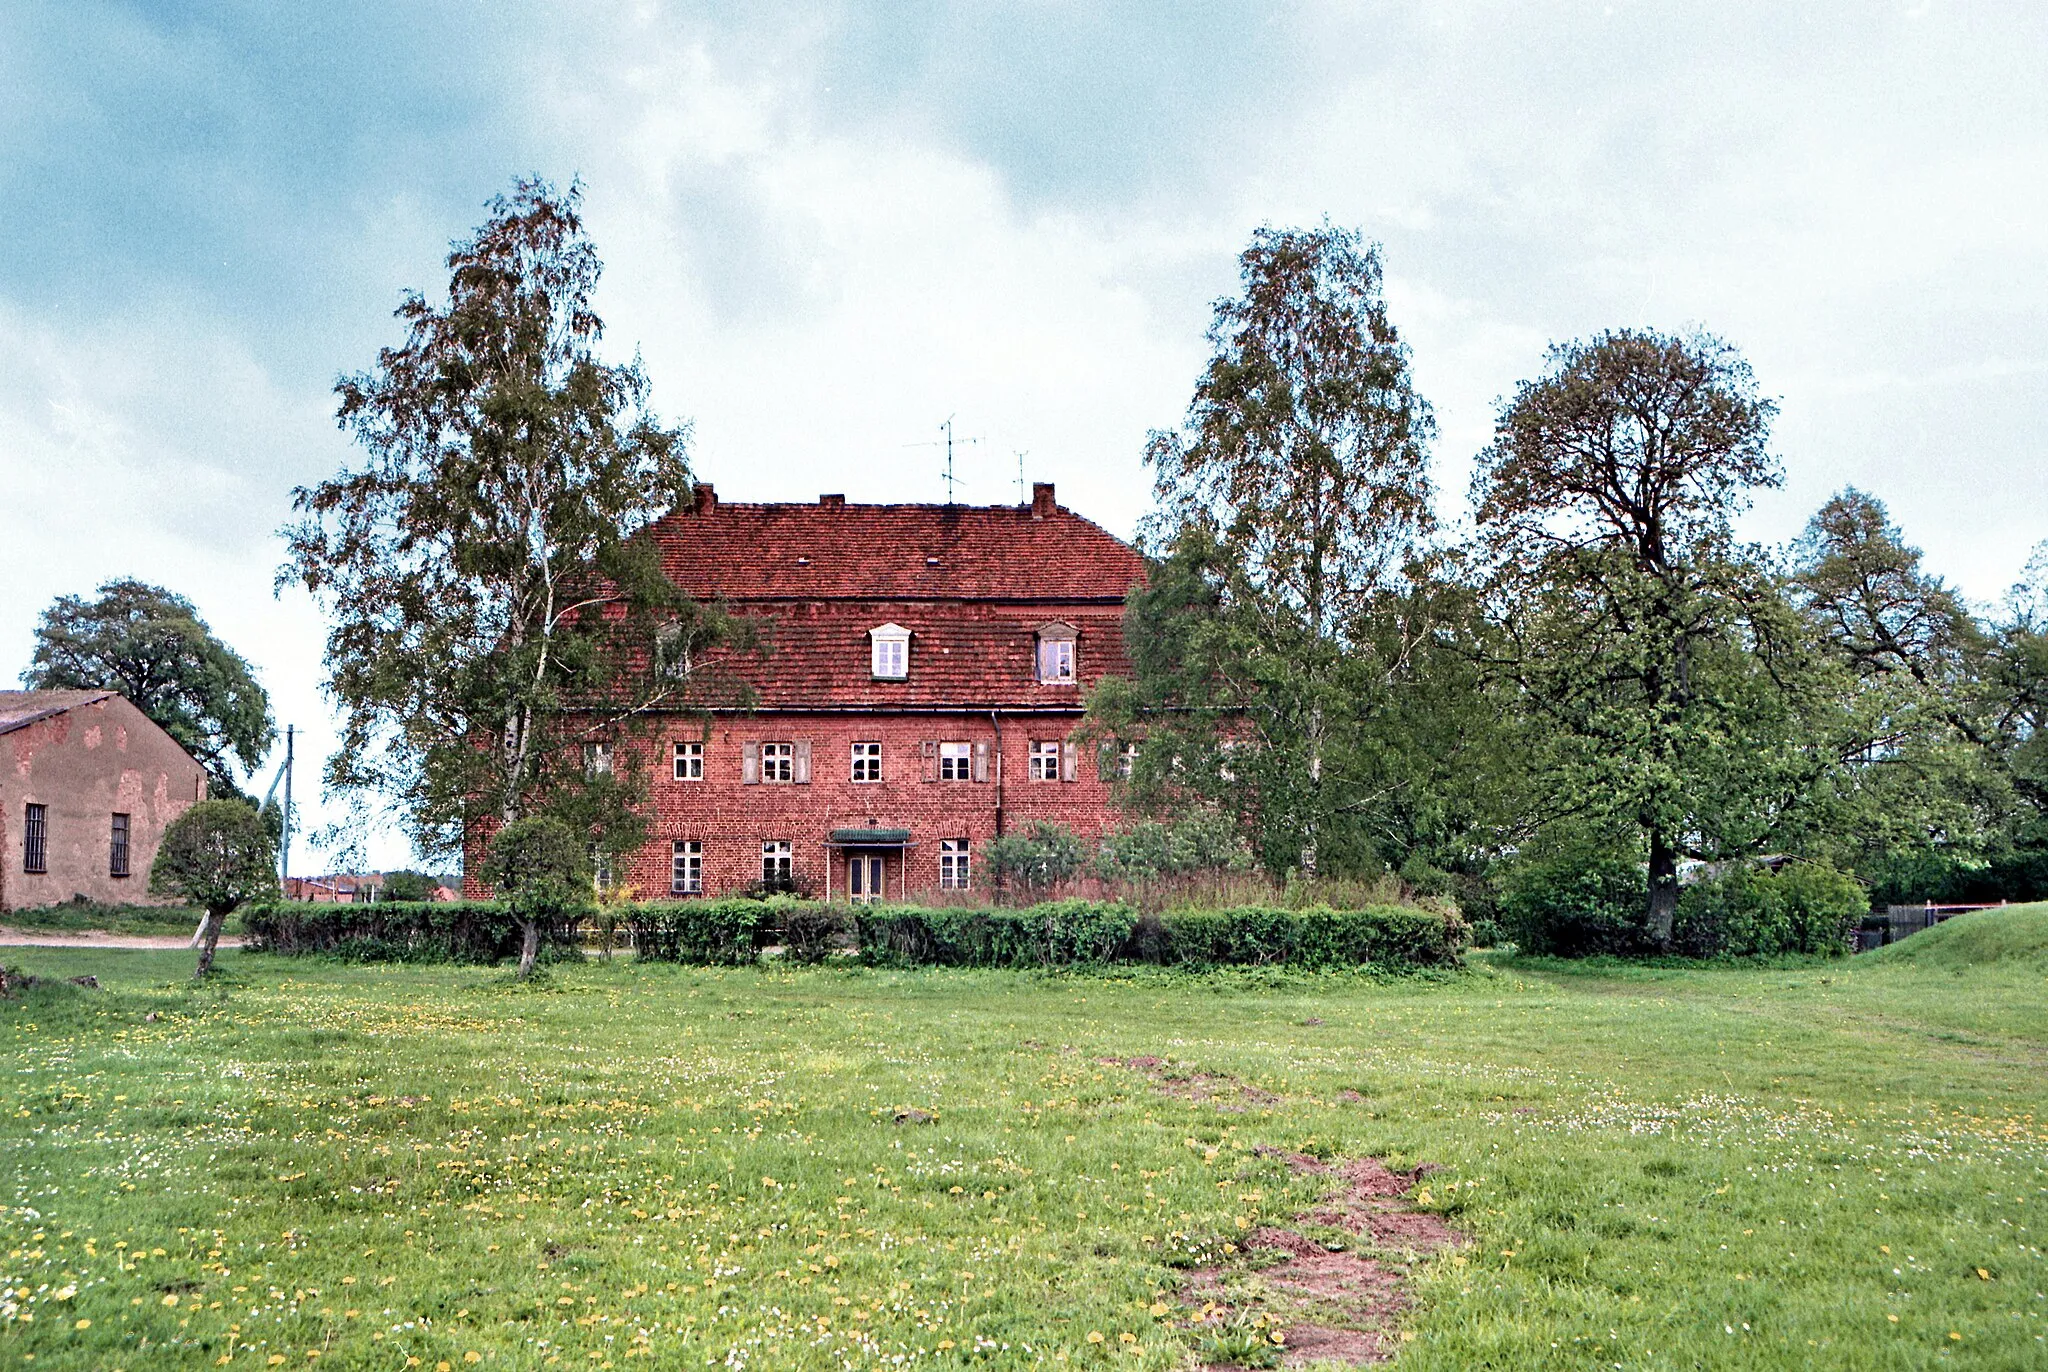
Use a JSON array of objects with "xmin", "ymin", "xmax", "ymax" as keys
[
  {"xmin": 673, "ymin": 741, "xmax": 703, "ymax": 781},
  {"xmin": 671, "ymin": 840, "xmax": 703, "ymax": 896},
  {"xmin": 851, "ymin": 741, "xmax": 883, "ymax": 783},
  {"xmin": 22, "ymin": 803, "xmax": 46, "ymax": 874},
  {"xmin": 939, "ymin": 839, "xmax": 970, "ymax": 890},
  {"xmin": 110, "ymin": 812, "xmax": 130, "ymax": 877}
]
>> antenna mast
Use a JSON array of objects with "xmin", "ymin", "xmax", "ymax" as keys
[{"xmin": 904, "ymin": 416, "xmax": 982, "ymax": 503}]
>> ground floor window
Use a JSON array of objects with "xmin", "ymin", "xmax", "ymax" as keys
[
  {"xmin": 672, "ymin": 840, "xmax": 702, "ymax": 895},
  {"xmin": 110, "ymin": 812, "xmax": 130, "ymax": 877},
  {"xmin": 22, "ymin": 803, "xmax": 46, "ymax": 874},
  {"xmin": 940, "ymin": 838, "xmax": 970, "ymax": 890},
  {"xmin": 592, "ymin": 848, "xmax": 614, "ymax": 893},
  {"xmin": 761, "ymin": 840, "xmax": 794, "ymax": 890}
]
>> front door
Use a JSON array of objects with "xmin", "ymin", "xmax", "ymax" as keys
[{"xmin": 847, "ymin": 853, "xmax": 886, "ymax": 905}]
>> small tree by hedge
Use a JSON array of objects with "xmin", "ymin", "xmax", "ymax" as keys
[
  {"xmin": 150, "ymin": 799, "xmax": 278, "ymax": 977},
  {"xmin": 1675, "ymin": 861, "xmax": 1864, "ymax": 957},
  {"xmin": 478, "ymin": 816, "xmax": 592, "ymax": 978},
  {"xmin": 985, "ymin": 822, "xmax": 1088, "ymax": 900}
]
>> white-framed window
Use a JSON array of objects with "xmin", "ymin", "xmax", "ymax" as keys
[
  {"xmin": 1116, "ymin": 742, "xmax": 1139, "ymax": 779},
  {"xmin": 671, "ymin": 840, "xmax": 702, "ymax": 895},
  {"xmin": 761, "ymin": 742, "xmax": 794, "ymax": 783},
  {"xmin": 583, "ymin": 741, "xmax": 613, "ymax": 777},
  {"xmin": 870, "ymin": 623, "xmax": 911, "ymax": 680},
  {"xmin": 673, "ymin": 740, "xmax": 703, "ymax": 781},
  {"xmin": 1036, "ymin": 625, "xmax": 1077, "ymax": 684},
  {"xmin": 1029, "ymin": 740, "xmax": 1062, "ymax": 782},
  {"xmin": 939, "ymin": 838, "xmax": 970, "ymax": 890},
  {"xmin": 761, "ymin": 840, "xmax": 794, "ymax": 889},
  {"xmin": 851, "ymin": 741, "xmax": 883, "ymax": 782},
  {"xmin": 939, "ymin": 741, "xmax": 973, "ymax": 781},
  {"xmin": 592, "ymin": 848, "xmax": 614, "ymax": 893}
]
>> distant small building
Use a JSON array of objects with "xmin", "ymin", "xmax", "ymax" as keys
[
  {"xmin": 285, "ymin": 873, "xmax": 385, "ymax": 904},
  {"xmin": 0, "ymin": 690, "xmax": 208, "ymax": 913}
]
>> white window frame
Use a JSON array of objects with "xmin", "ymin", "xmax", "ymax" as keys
[
  {"xmin": 1036, "ymin": 631, "xmax": 1076, "ymax": 684},
  {"xmin": 761, "ymin": 840, "xmax": 794, "ymax": 888},
  {"xmin": 1029, "ymin": 740, "xmax": 1061, "ymax": 782},
  {"xmin": 938, "ymin": 741, "xmax": 973, "ymax": 781},
  {"xmin": 671, "ymin": 840, "xmax": 703, "ymax": 896},
  {"xmin": 592, "ymin": 848, "xmax": 614, "ymax": 893},
  {"xmin": 939, "ymin": 838, "xmax": 970, "ymax": 890},
  {"xmin": 673, "ymin": 740, "xmax": 704, "ymax": 781},
  {"xmin": 760, "ymin": 741, "xmax": 794, "ymax": 783},
  {"xmin": 1116, "ymin": 742, "xmax": 1139, "ymax": 779},
  {"xmin": 851, "ymin": 740, "xmax": 883, "ymax": 783},
  {"xmin": 584, "ymin": 741, "xmax": 613, "ymax": 777},
  {"xmin": 870, "ymin": 623, "xmax": 911, "ymax": 680}
]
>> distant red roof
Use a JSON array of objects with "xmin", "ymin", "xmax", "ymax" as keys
[{"xmin": 646, "ymin": 484, "xmax": 1146, "ymax": 603}]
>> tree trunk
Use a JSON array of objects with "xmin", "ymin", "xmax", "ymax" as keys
[
  {"xmin": 518, "ymin": 918, "xmax": 541, "ymax": 979},
  {"xmin": 193, "ymin": 909, "xmax": 227, "ymax": 979},
  {"xmin": 1646, "ymin": 833, "xmax": 1679, "ymax": 951}
]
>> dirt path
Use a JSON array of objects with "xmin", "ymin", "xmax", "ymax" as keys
[{"xmin": 0, "ymin": 927, "xmax": 245, "ymax": 951}]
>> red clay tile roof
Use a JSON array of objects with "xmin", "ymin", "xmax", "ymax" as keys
[{"xmin": 646, "ymin": 489, "xmax": 1146, "ymax": 603}]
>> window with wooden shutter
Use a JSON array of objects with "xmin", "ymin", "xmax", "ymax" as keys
[
  {"xmin": 972, "ymin": 740, "xmax": 990, "ymax": 783},
  {"xmin": 920, "ymin": 740, "xmax": 939, "ymax": 782},
  {"xmin": 1061, "ymin": 740, "xmax": 1078, "ymax": 782},
  {"xmin": 793, "ymin": 740, "xmax": 812, "ymax": 784},
  {"xmin": 742, "ymin": 741, "xmax": 761, "ymax": 785}
]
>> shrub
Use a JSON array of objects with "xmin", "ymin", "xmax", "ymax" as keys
[
  {"xmin": 626, "ymin": 900, "xmax": 780, "ymax": 965},
  {"xmin": 1675, "ymin": 861, "xmax": 1864, "ymax": 957},
  {"xmin": 855, "ymin": 901, "xmax": 1139, "ymax": 968},
  {"xmin": 242, "ymin": 901, "xmax": 583, "ymax": 963},
  {"xmin": 984, "ymin": 823, "xmax": 1088, "ymax": 899},
  {"xmin": 1501, "ymin": 848, "xmax": 1648, "ymax": 956}
]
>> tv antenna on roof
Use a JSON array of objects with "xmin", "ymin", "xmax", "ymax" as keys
[
  {"xmin": 904, "ymin": 415, "xmax": 982, "ymax": 504},
  {"xmin": 1013, "ymin": 450, "xmax": 1029, "ymax": 505}
]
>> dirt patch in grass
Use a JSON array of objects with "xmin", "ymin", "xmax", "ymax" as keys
[
  {"xmin": 1105, "ymin": 1056, "xmax": 1282, "ymax": 1110},
  {"xmin": 1186, "ymin": 1150, "xmax": 1464, "ymax": 1368}
]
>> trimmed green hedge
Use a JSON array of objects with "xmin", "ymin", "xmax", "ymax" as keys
[
  {"xmin": 241, "ymin": 901, "xmax": 585, "ymax": 963},
  {"xmin": 243, "ymin": 897, "xmax": 1466, "ymax": 971}
]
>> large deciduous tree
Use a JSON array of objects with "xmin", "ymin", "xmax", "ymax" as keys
[
  {"xmin": 283, "ymin": 178, "xmax": 748, "ymax": 958},
  {"xmin": 24, "ymin": 580, "xmax": 274, "ymax": 802},
  {"xmin": 1107, "ymin": 223, "xmax": 1443, "ymax": 877},
  {"xmin": 1472, "ymin": 329, "xmax": 1814, "ymax": 949}
]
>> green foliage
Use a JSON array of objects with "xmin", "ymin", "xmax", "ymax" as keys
[
  {"xmin": 478, "ymin": 816, "xmax": 591, "ymax": 922},
  {"xmin": 1137, "ymin": 904, "xmax": 1467, "ymax": 969},
  {"xmin": 1501, "ymin": 844, "xmax": 1648, "ymax": 957},
  {"xmin": 148, "ymin": 799, "xmax": 279, "ymax": 917},
  {"xmin": 626, "ymin": 899, "xmax": 782, "ymax": 966},
  {"xmin": 1092, "ymin": 811, "xmax": 1255, "ymax": 881},
  {"xmin": 1674, "ymin": 862, "xmax": 1866, "ymax": 958},
  {"xmin": 242, "ymin": 901, "xmax": 582, "ymax": 963},
  {"xmin": 855, "ymin": 901, "xmax": 1140, "ymax": 969},
  {"xmin": 24, "ymin": 578, "xmax": 275, "ymax": 800},
  {"xmin": 983, "ymin": 822, "xmax": 1088, "ymax": 897},
  {"xmin": 282, "ymin": 177, "xmax": 752, "ymax": 863},
  {"xmin": 381, "ymin": 870, "xmax": 442, "ymax": 902}
]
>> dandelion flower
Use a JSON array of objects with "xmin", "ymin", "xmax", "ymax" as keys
[
  {"xmin": 74, "ymin": 1319, "xmax": 91, "ymax": 1330},
  {"xmin": 1086, "ymin": 1332, "xmax": 1104, "ymax": 1344}
]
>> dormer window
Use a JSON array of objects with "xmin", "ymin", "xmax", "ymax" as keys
[
  {"xmin": 870, "ymin": 623, "xmax": 911, "ymax": 680},
  {"xmin": 1035, "ymin": 622, "xmax": 1077, "ymax": 684}
]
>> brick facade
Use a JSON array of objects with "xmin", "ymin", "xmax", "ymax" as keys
[{"xmin": 600, "ymin": 483, "xmax": 1147, "ymax": 902}]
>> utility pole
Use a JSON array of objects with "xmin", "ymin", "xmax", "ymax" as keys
[{"xmin": 280, "ymin": 724, "xmax": 294, "ymax": 886}]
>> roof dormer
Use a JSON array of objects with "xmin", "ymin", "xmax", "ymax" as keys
[{"xmin": 869, "ymin": 623, "xmax": 911, "ymax": 680}]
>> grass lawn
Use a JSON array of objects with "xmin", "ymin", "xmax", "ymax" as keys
[
  {"xmin": 0, "ymin": 901, "xmax": 209, "ymax": 938},
  {"xmin": 0, "ymin": 910, "xmax": 2044, "ymax": 1370}
]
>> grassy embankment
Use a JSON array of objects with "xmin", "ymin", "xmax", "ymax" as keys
[
  {"xmin": 0, "ymin": 907, "xmax": 2044, "ymax": 1369},
  {"xmin": 0, "ymin": 901, "xmax": 208, "ymax": 938}
]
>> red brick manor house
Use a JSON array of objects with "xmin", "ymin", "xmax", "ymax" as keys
[{"xmin": 605, "ymin": 481, "xmax": 1146, "ymax": 902}]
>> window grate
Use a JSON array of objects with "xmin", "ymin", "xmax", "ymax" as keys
[
  {"xmin": 110, "ymin": 812, "xmax": 130, "ymax": 877},
  {"xmin": 22, "ymin": 803, "xmax": 47, "ymax": 874}
]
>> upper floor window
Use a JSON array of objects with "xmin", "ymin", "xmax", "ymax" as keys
[
  {"xmin": 110, "ymin": 813, "xmax": 131, "ymax": 877},
  {"xmin": 870, "ymin": 623, "xmax": 911, "ymax": 680},
  {"xmin": 583, "ymin": 742, "xmax": 613, "ymax": 778},
  {"xmin": 1036, "ymin": 622, "xmax": 1077, "ymax": 683},
  {"xmin": 1116, "ymin": 742, "xmax": 1139, "ymax": 780},
  {"xmin": 939, "ymin": 741, "xmax": 972, "ymax": 781},
  {"xmin": 851, "ymin": 741, "xmax": 883, "ymax": 782},
  {"xmin": 22, "ymin": 803, "xmax": 46, "ymax": 874},
  {"xmin": 761, "ymin": 742, "xmax": 794, "ymax": 783},
  {"xmin": 673, "ymin": 740, "xmax": 703, "ymax": 781}
]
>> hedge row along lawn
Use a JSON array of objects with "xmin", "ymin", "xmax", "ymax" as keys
[{"xmin": 1, "ymin": 906, "xmax": 2045, "ymax": 1369}]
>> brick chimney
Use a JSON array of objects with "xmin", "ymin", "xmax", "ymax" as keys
[
  {"xmin": 693, "ymin": 483, "xmax": 717, "ymax": 515},
  {"xmin": 819, "ymin": 493, "xmax": 845, "ymax": 508},
  {"xmin": 1030, "ymin": 482, "xmax": 1056, "ymax": 518}
]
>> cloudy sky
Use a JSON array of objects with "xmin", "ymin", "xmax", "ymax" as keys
[{"xmin": 2, "ymin": 1, "xmax": 2042, "ymax": 871}]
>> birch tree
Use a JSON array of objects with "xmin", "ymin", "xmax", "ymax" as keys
[{"xmin": 283, "ymin": 178, "xmax": 746, "ymax": 973}]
